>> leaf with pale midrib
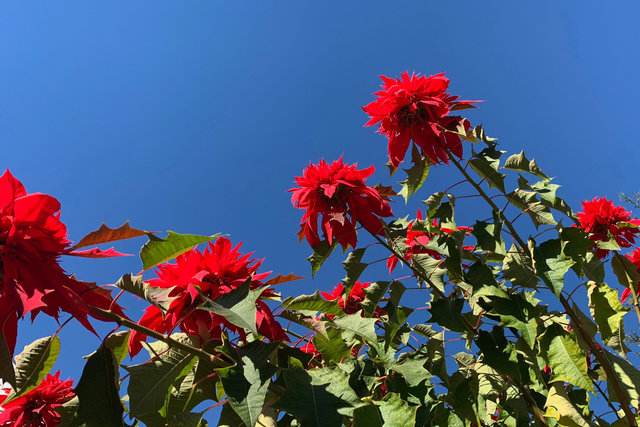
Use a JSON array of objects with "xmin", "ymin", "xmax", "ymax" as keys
[
  {"xmin": 7, "ymin": 335, "xmax": 60, "ymax": 400},
  {"xmin": 140, "ymin": 231, "xmax": 220, "ymax": 271}
]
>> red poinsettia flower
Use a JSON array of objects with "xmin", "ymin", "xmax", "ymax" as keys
[
  {"xmin": 576, "ymin": 197, "xmax": 640, "ymax": 259},
  {"xmin": 128, "ymin": 237, "xmax": 287, "ymax": 357},
  {"xmin": 321, "ymin": 281, "xmax": 383, "ymax": 317},
  {"xmin": 290, "ymin": 158, "xmax": 393, "ymax": 249},
  {"xmin": 387, "ymin": 211, "xmax": 473, "ymax": 273},
  {"xmin": 0, "ymin": 170, "xmax": 124, "ymax": 358},
  {"xmin": 363, "ymin": 72, "xmax": 479, "ymax": 167},
  {"xmin": 621, "ymin": 247, "xmax": 640, "ymax": 303},
  {"xmin": 0, "ymin": 371, "xmax": 75, "ymax": 427}
]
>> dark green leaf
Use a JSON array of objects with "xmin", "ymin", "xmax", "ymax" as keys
[
  {"xmin": 377, "ymin": 393, "xmax": 418, "ymax": 427},
  {"xmin": 412, "ymin": 254, "xmax": 446, "ymax": 293},
  {"xmin": 398, "ymin": 145, "xmax": 430, "ymax": 202},
  {"xmin": 361, "ymin": 281, "xmax": 391, "ymax": 317},
  {"xmin": 104, "ymin": 331, "xmax": 130, "ymax": 365},
  {"xmin": 273, "ymin": 358, "xmax": 357, "ymax": 427},
  {"xmin": 507, "ymin": 190, "xmax": 556, "ymax": 228},
  {"xmin": 471, "ymin": 218, "xmax": 506, "ymax": 258},
  {"xmin": 468, "ymin": 145, "xmax": 506, "ymax": 193},
  {"xmin": 283, "ymin": 290, "xmax": 343, "ymax": 317},
  {"xmin": 611, "ymin": 253, "xmax": 640, "ymax": 304},
  {"xmin": 353, "ymin": 404, "xmax": 383, "ymax": 427},
  {"xmin": 333, "ymin": 312, "xmax": 378, "ymax": 343},
  {"xmin": 428, "ymin": 298, "xmax": 467, "ymax": 333},
  {"xmin": 113, "ymin": 274, "xmax": 173, "ymax": 312},
  {"xmin": 604, "ymin": 349, "xmax": 640, "ymax": 407},
  {"xmin": 140, "ymin": 231, "xmax": 219, "ymax": 271},
  {"xmin": 8, "ymin": 335, "xmax": 60, "ymax": 400},
  {"xmin": 475, "ymin": 327, "xmax": 521, "ymax": 382},
  {"xmin": 217, "ymin": 341, "xmax": 279, "ymax": 427},
  {"xmin": 313, "ymin": 328, "xmax": 350, "ymax": 364},
  {"xmin": 533, "ymin": 239, "xmax": 575, "ymax": 297},
  {"xmin": 423, "ymin": 192, "xmax": 445, "ymax": 220},
  {"xmin": 490, "ymin": 293, "xmax": 540, "ymax": 348},
  {"xmin": 502, "ymin": 245, "xmax": 538, "ymax": 289},
  {"xmin": 0, "ymin": 327, "xmax": 15, "ymax": 388},
  {"xmin": 341, "ymin": 248, "xmax": 368, "ymax": 304},
  {"xmin": 307, "ymin": 240, "xmax": 338, "ymax": 278},
  {"xmin": 75, "ymin": 345, "xmax": 124, "ymax": 426},
  {"xmin": 199, "ymin": 280, "xmax": 265, "ymax": 335}
]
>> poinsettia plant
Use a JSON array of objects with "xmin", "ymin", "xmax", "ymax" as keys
[{"xmin": 1, "ymin": 71, "xmax": 640, "ymax": 427}]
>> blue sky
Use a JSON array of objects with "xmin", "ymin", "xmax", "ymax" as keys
[{"xmin": 2, "ymin": 1, "xmax": 639, "ymax": 424}]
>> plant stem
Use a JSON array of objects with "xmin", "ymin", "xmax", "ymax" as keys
[
  {"xmin": 446, "ymin": 151, "xmax": 638, "ymax": 427},
  {"xmin": 88, "ymin": 305, "xmax": 230, "ymax": 368},
  {"xmin": 511, "ymin": 378, "xmax": 549, "ymax": 427}
]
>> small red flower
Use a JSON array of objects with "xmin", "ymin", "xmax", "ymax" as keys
[
  {"xmin": 0, "ymin": 372, "xmax": 75, "ymax": 427},
  {"xmin": 576, "ymin": 197, "xmax": 640, "ymax": 259},
  {"xmin": 321, "ymin": 281, "xmax": 383, "ymax": 317},
  {"xmin": 290, "ymin": 158, "xmax": 393, "ymax": 249},
  {"xmin": 363, "ymin": 72, "xmax": 479, "ymax": 167},
  {"xmin": 128, "ymin": 237, "xmax": 286, "ymax": 357},
  {"xmin": 0, "ymin": 170, "xmax": 123, "ymax": 358},
  {"xmin": 621, "ymin": 247, "xmax": 640, "ymax": 303}
]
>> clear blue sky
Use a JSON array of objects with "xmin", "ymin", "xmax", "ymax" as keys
[{"xmin": 2, "ymin": 1, "xmax": 639, "ymax": 424}]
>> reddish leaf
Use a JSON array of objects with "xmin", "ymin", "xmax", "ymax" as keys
[
  {"xmin": 266, "ymin": 273, "xmax": 305, "ymax": 286},
  {"xmin": 67, "ymin": 247, "xmax": 131, "ymax": 258},
  {"xmin": 373, "ymin": 183, "xmax": 396, "ymax": 202},
  {"xmin": 70, "ymin": 221, "xmax": 148, "ymax": 250}
]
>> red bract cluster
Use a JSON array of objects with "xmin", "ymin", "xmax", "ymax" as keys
[
  {"xmin": 576, "ymin": 197, "xmax": 640, "ymax": 259},
  {"xmin": 621, "ymin": 248, "xmax": 640, "ymax": 303},
  {"xmin": 290, "ymin": 158, "xmax": 393, "ymax": 249},
  {"xmin": 321, "ymin": 281, "xmax": 383, "ymax": 317},
  {"xmin": 363, "ymin": 72, "xmax": 478, "ymax": 167},
  {"xmin": 0, "ymin": 170, "xmax": 122, "ymax": 357},
  {"xmin": 0, "ymin": 372, "xmax": 75, "ymax": 427},
  {"xmin": 128, "ymin": 237, "xmax": 286, "ymax": 356}
]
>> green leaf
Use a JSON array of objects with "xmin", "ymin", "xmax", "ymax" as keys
[
  {"xmin": 533, "ymin": 239, "xmax": 575, "ymax": 297},
  {"xmin": 471, "ymin": 218, "xmax": 506, "ymax": 258},
  {"xmin": 611, "ymin": 253, "xmax": 640, "ymax": 303},
  {"xmin": 217, "ymin": 341, "xmax": 279, "ymax": 427},
  {"xmin": 582, "ymin": 252, "xmax": 605, "ymax": 283},
  {"xmin": 353, "ymin": 404, "xmax": 383, "ymax": 427},
  {"xmin": 490, "ymin": 293, "xmax": 540, "ymax": 348},
  {"xmin": 398, "ymin": 144, "xmax": 430, "ymax": 202},
  {"xmin": 140, "ymin": 231, "xmax": 219, "ymax": 271},
  {"xmin": 273, "ymin": 358, "xmax": 357, "ymax": 427},
  {"xmin": 199, "ymin": 280, "xmax": 264, "ymax": 335},
  {"xmin": 8, "ymin": 335, "xmax": 60, "ymax": 400},
  {"xmin": 55, "ymin": 396, "xmax": 80, "ymax": 427},
  {"xmin": 307, "ymin": 240, "xmax": 338, "ymax": 278},
  {"xmin": 475, "ymin": 328, "xmax": 521, "ymax": 382},
  {"xmin": 502, "ymin": 245, "xmax": 539, "ymax": 289},
  {"xmin": 313, "ymin": 328, "xmax": 350, "ymax": 364},
  {"xmin": 468, "ymin": 145, "xmax": 506, "ymax": 193},
  {"xmin": 361, "ymin": 281, "xmax": 392, "ymax": 317},
  {"xmin": 75, "ymin": 344, "xmax": 124, "ymax": 426},
  {"xmin": 587, "ymin": 281, "xmax": 629, "ymax": 342},
  {"xmin": 218, "ymin": 403, "xmax": 244, "ymax": 427},
  {"xmin": 604, "ymin": 349, "xmax": 640, "ymax": 407},
  {"xmin": 538, "ymin": 324, "xmax": 593, "ymax": 392},
  {"xmin": 283, "ymin": 290, "xmax": 343, "ymax": 317},
  {"xmin": 113, "ymin": 274, "xmax": 173, "ymax": 312},
  {"xmin": 332, "ymin": 311, "xmax": 378, "ymax": 343},
  {"xmin": 503, "ymin": 151, "xmax": 548, "ymax": 179},
  {"xmin": 412, "ymin": 254, "xmax": 447, "ymax": 293},
  {"xmin": 544, "ymin": 382, "xmax": 591, "ymax": 427},
  {"xmin": 125, "ymin": 334, "xmax": 196, "ymax": 418},
  {"xmin": 167, "ymin": 412, "xmax": 205, "ymax": 427},
  {"xmin": 341, "ymin": 248, "xmax": 368, "ymax": 304},
  {"xmin": 391, "ymin": 353, "xmax": 431, "ymax": 387},
  {"xmin": 0, "ymin": 327, "xmax": 15, "ymax": 388},
  {"xmin": 104, "ymin": 331, "xmax": 131, "ymax": 365},
  {"xmin": 507, "ymin": 190, "xmax": 557, "ymax": 228},
  {"xmin": 377, "ymin": 392, "xmax": 418, "ymax": 427},
  {"xmin": 423, "ymin": 192, "xmax": 446, "ymax": 220}
]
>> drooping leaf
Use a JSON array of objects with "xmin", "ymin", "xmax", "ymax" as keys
[
  {"xmin": 428, "ymin": 297, "xmax": 467, "ymax": 333},
  {"xmin": 475, "ymin": 328, "xmax": 521, "ymax": 383},
  {"xmin": 468, "ymin": 145, "xmax": 506, "ymax": 193},
  {"xmin": 0, "ymin": 329, "xmax": 15, "ymax": 388},
  {"xmin": 490, "ymin": 292, "xmax": 540, "ymax": 348},
  {"xmin": 391, "ymin": 352, "xmax": 431, "ymax": 387},
  {"xmin": 140, "ymin": 231, "xmax": 220, "ymax": 271},
  {"xmin": 113, "ymin": 273, "xmax": 173, "ymax": 312},
  {"xmin": 341, "ymin": 248, "xmax": 368, "ymax": 304},
  {"xmin": 283, "ymin": 290, "xmax": 343, "ymax": 317},
  {"xmin": 332, "ymin": 311, "xmax": 378, "ymax": 343},
  {"xmin": 273, "ymin": 358, "xmax": 357, "ymax": 426},
  {"xmin": 503, "ymin": 151, "xmax": 548, "ymax": 179},
  {"xmin": 587, "ymin": 281, "xmax": 629, "ymax": 342},
  {"xmin": 604, "ymin": 349, "xmax": 640, "ymax": 407},
  {"xmin": 423, "ymin": 192, "xmax": 446, "ymax": 220},
  {"xmin": 502, "ymin": 245, "xmax": 539, "ymax": 289},
  {"xmin": 538, "ymin": 324, "xmax": 593, "ymax": 392},
  {"xmin": 398, "ymin": 145, "xmax": 430, "ymax": 203},
  {"xmin": 8, "ymin": 335, "xmax": 60, "ymax": 400},
  {"xmin": 218, "ymin": 403, "xmax": 244, "ymax": 427},
  {"xmin": 75, "ymin": 344, "xmax": 124, "ymax": 426},
  {"xmin": 611, "ymin": 253, "xmax": 640, "ymax": 303},
  {"xmin": 507, "ymin": 190, "xmax": 556, "ymax": 228},
  {"xmin": 412, "ymin": 254, "xmax": 447, "ymax": 293},
  {"xmin": 313, "ymin": 328, "xmax": 350, "ymax": 364},
  {"xmin": 55, "ymin": 396, "xmax": 79, "ymax": 427},
  {"xmin": 471, "ymin": 217, "xmax": 506, "ymax": 258},
  {"xmin": 104, "ymin": 330, "xmax": 131, "ymax": 364},
  {"xmin": 70, "ymin": 221, "xmax": 148, "ymax": 250},
  {"xmin": 377, "ymin": 392, "xmax": 418, "ymax": 427},
  {"xmin": 125, "ymin": 334, "xmax": 197, "ymax": 418},
  {"xmin": 265, "ymin": 273, "xmax": 305, "ymax": 287},
  {"xmin": 533, "ymin": 239, "xmax": 575, "ymax": 297},
  {"xmin": 353, "ymin": 404, "xmax": 383, "ymax": 427},
  {"xmin": 217, "ymin": 341, "xmax": 279, "ymax": 427},
  {"xmin": 361, "ymin": 281, "xmax": 391, "ymax": 317},
  {"xmin": 199, "ymin": 280, "xmax": 266, "ymax": 335},
  {"xmin": 544, "ymin": 382, "xmax": 591, "ymax": 427},
  {"xmin": 307, "ymin": 240, "xmax": 338, "ymax": 278}
]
